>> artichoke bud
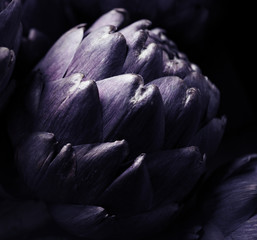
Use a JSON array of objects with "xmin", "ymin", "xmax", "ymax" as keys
[{"xmin": 10, "ymin": 8, "xmax": 227, "ymax": 239}]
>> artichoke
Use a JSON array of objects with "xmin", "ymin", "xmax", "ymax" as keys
[
  {"xmin": 7, "ymin": 8, "xmax": 226, "ymax": 239},
  {"xmin": 0, "ymin": 1, "xmax": 256, "ymax": 240},
  {"xmin": 0, "ymin": 0, "xmax": 22, "ymax": 112},
  {"xmin": 12, "ymin": 8, "xmax": 225, "ymax": 154}
]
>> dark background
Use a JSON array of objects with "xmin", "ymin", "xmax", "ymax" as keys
[{"xmin": 186, "ymin": 1, "xmax": 257, "ymax": 162}]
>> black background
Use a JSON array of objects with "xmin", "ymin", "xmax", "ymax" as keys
[{"xmin": 176, "ymin": 0, "xmax": 257, "ymax": 163}]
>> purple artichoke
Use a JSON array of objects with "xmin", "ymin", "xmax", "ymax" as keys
[
  {"xmin": 8, "ymin": 8, "xmax": 226, "ymax": 240},
  {"xmin": 0, "ymin": 0, "xmax": 22, "ymax": 112}
]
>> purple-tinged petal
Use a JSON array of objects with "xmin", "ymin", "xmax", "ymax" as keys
[
  {"xmin": 37, "ymin": 143, "xmax": 77, "ymax": 203},
  {"xmin": 97, "ymin": 74, "xmax": 142, "ymax": 140},
  {"xmin": 147, "ymin": 28, "xmax": 177, "ymax": 59},
  {"xmin": 97, "ymin": 74, "xmax": 165, "ymax": 156},
  {"xmin": 184, "ymin": 71, "xmax": 209, "ymax": 110},
  {"xmin": 50, "ymin": 202, "xmax": 179, "ymax": 239},
  {"xmin": 177, "ymin": 51, "xmax": 189, "ymax": 61},
  {"xmin": 9, "ymin": 72, "xmax": 91, "ymax": 146},
  {"xmin": 73, "ymin": 140, "xmax": 129, "ymax": 204},
  {"xmin": 150, "ymin": 76, "xmax": 203, "ymax": 149},
  {"xmin": 16, "ymin": 133, "xmax": 130, "ymax": 205},
  {"xmin": 208, "ymin": 179, "xmax": 257, "ymax": 236},
  {"xmin": 98, "ymin": 154, "xmax": 153, "ymax": 216},
  {"xmin": 221, "ymin": 154, "xmax": 257, "ymax": 181},
  {"xmin": 0, "ymin": 0, "xmax": 22, "ymax": 53},
  {"xmin": 87, "ymin": 8, "xmax": 128, "ymax": 32},
  {"xmin": 36, "ymin": 73, "xmax": 103, "ymax": 145},
  {"xmin": 145, "ymin": 146, "xmax": 205, "ymax": 205},
  {"xmin": 125, "ymin": 42, "xmax": 164, "ymax": 83},
  {"xmin": 184, "ymin": 72, "xmax": 220, "ymax": 122},
  {"xmin": 148, "ymin": 28, "xmax": 167, "ymax": 41},
  {"xmin": 149, "ymin": 28, "xmax": 177, "ymax": 48},
  {"xmin": 163, "ymin": 58, "xmax": 192, "ymax": 78},
  {"xmin": 122, "ymin": 28, "xmax": 148, "ymax": 51},
  {"xmin": 188, "ymin": 116, "xmax": 226, "ymax": 157},
  {"xmin": 121, "ymin": 26, "xmax": 164, "ymax": 83},
  {"xmin": 16, "ymin": 132, "xmax": 57, "ymax": 195},
  {"xmin": 35, "ymin": 24, "xmax": 85, "ymax": 81},
  {"xmin": 50, "ymin": 203, "xmax": 177, "ymax": 239},
  {"xmin": 120, "ymin": 21, "xmax": 164, "ymax": 83},
  {"xmin": 0, "ymin": 47, "xmax": 15, "ymax": 91},
  {"xmin": 201, "ymin": 154, "xmax": 257, "ymax": 236},
  {"xmin": 184, "ymin": 71, "xmax": 207, "ymax": 92},
  {"xmin": 16, "ymin": 132, "xmax": 76, "ymax": 203},
  {"xmin": 191, "ymin": 63, "xmax": 202, "ymax": 73},
  {"xmin": 66, "ymin": 25, "xmax": 127, "ymax": 80},
  {"xmin": 120, "ymin": 19, "xmax": 152, "ymax": 39},
  {"xmin": 35, "ymin": 73, "xmax": 102, "ymax": 145},
  {"xmin": 49, "ymin": 204, "xmax": 115, "ymax": 239},
  {"xmin": 226, "ymin": 214, "xmax": 257, "ymax": 240},
  {"xmin": 0, "ymin": 47, "xmax": 15, "ymax": 110}
]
